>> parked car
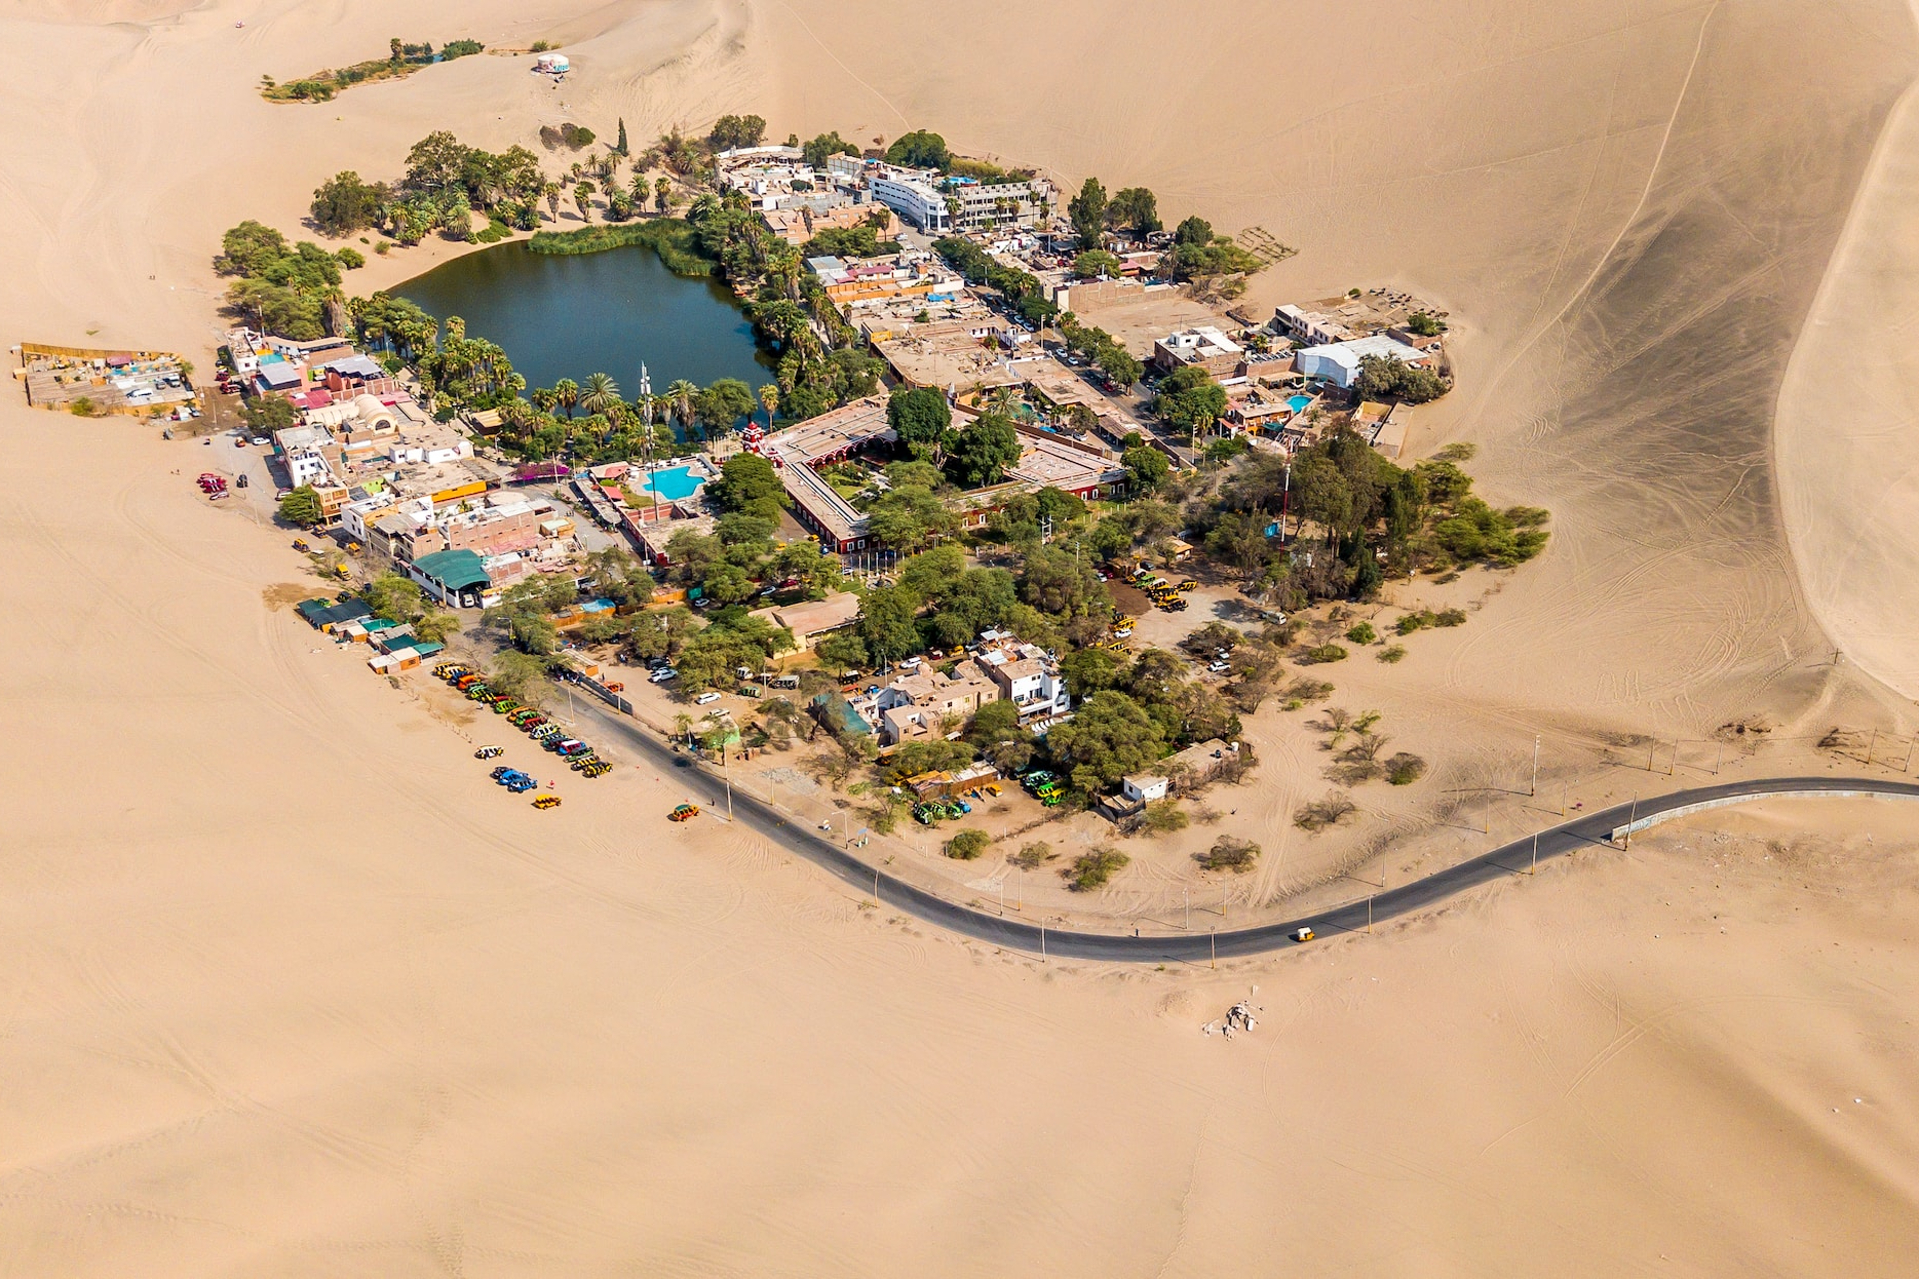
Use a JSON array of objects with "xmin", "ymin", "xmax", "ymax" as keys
[
  {"xmin": 694, "ymin": 691, "xmax": 722, "ymax": 705},
  {"xmin": 648, "ymin": 667, "xmax": 678, "ymax": 684},
  {"xmin": 475, "ymin": 745, "xmax": 504, "ymax": 759}
]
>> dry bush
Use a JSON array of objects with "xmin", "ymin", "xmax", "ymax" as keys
[
  {"xmin": 1197, "ymin": 836, "xmax": 1260, "ymax": 873},
  {"xmin": 1385, "ymin": 753, "xmax": 1427, "ymax": 785},
  {"xmin": 1294, "ymin": 792, "xmax": 1357, "ymax": 832},
  {"xmin": 1064, "ymin": 847, "xmax": 1130, "ymax": 891},
  {"xmin": 1009, "ymin": 842, "xmax": 1054, "ymax": 870},
  {"xmin": 1142, "ymin": 800, "xmax": 1189, "ymax": 833}
]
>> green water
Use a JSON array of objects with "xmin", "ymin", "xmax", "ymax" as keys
[{"xmin": 396, "ymin": 240, "xmax": 771, "ymax": 393}]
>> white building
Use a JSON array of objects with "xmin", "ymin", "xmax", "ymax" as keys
[
  {"xmin": 1294, "ymin": 334, "xmax": 1433, "ymax": 389},
  {"xmin": 869, "ymin": 165, "xmax": 949, "ymax": 232}
]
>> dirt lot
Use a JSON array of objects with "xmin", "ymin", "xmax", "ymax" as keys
[{"xmin": 1069, "ymin": 290, "xmax": 1236, "ymax": 358}]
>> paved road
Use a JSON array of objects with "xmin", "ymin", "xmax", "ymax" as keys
[{"xmin": 577, "ymin": 697, "xmax": 1919, "ymax": 961}]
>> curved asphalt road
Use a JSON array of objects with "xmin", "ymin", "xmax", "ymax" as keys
[{"xmin": 576, "ymin": 697, "xmax": 1919, "ymax": 961}]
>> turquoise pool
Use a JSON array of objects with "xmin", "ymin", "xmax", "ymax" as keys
[
  {"xmin": 638, "ymin": 464, "xmax": 706, "ymax": 501},
  {"xmin": 1287, "ymin": 394, "xmax": 1314, "ymax": 414}
]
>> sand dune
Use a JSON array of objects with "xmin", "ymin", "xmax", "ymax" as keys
[{"xmin": 7, "ymin": 0, "xmax": 1919, "ymax": 1271}]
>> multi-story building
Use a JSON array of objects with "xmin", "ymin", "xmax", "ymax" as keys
[{"xmin": 868, "ymin": 166, "xmax": 950, "ymax": 232}]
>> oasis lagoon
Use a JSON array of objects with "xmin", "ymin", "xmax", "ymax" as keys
[{"xmin": 395, "ymin": 240, "xmax": 772, "ymax": 395}]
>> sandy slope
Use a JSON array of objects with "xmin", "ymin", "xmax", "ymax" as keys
[
  {"xmin": 1776, "ymin": 0, "xmax": 1919, "ymax": 703},
  {"xmin": 7, "ymin": 0, "xmax": 1919, "ymax": 1271}
]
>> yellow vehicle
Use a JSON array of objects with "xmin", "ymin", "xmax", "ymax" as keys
[
  {"xmin": 532, "ymin": 794, "xmax": 562, "ymax": 810},
  {"xmin": 1290, "ymin": 926, "xmax": 1315, "ymax": 943},
  {"xmin": 332, "ymin": 564, "xmax": 351, "ymax": 581},
  {"xmin": 1176, "ymin": 580, "xmax": 1196, "ymax": 592},
  {"xmin": 345, "ymin": 541, "xmax": 364, "ymax": 554},
  {"xmin": 669, "ymin": 803, "xmax": 700, "ymax": 822}
]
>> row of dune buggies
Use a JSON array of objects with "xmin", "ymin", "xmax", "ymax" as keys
[{"xmin": 436, "ymin": 664, "xmax": 610, "ymax": 807}]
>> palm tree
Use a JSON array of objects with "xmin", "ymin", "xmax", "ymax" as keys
[
  {"xmin": 757, "ymin": 383, "xmax": 779, "ymax": 430},
  {"xmin": 553, "ymin": 378, "xmax": 579, "ymax": 420},
  {"xmin": 664, "ymin": 379, "xmax": 700, "ymax": 441},
  {"xmin": 531, "ymin": 386, "xmax": 557, "ymax": 416},
  {"xmin": 544, "ymin": 182, "xmax": 561, "ymax": 223},
  {"xmin": 673, "ymin": 712, "xmax": 694, "ymax": 745},
  {"xmin": 579, "ymin": 371, "xmax": 620, "ymax": 417},
  {"xmin": 574, "ymin": 179, "xmax": 596, "ymax": 222},
  {"xmin": 655, "ymin": 175, "xmax": 673, "ymax": 214}
]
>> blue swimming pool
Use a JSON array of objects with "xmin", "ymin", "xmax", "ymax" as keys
[
  {"xmin": 637, "ymin": 464, "xmax": 706, "ymax": 501},
  {"xmin": 1287, "ymin": 394, "xmax": 1314, "ymax": 414}
]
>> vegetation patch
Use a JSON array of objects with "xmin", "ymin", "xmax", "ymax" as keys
[
  {"xmin": 1294, "ymin": 793, "xmax": 1358, "ymax": 832},
  {"xmin": 262, "ymin": 38, "xmax": 484, "ymax": 103},
  {"xmin": 1064, "ymin": 848, "xmax": 1130, "ymax": 892},
  {"xmin": 1197, "ymin": 836, "xmax": 1260, "ymax": 874},
  {"xmin": 945, "ymin": 829, "xmax": 990, "ymax": 860}
]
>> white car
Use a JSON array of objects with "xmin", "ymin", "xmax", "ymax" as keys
[
  {"xmin": 1208, "ymin": 660, "xmax": 1232, "ymax": 674},
  {"xmin": 694, "ymin": 691, "xmax": 723, "ymax": 705},
  {"xmin": 648, "ymin": 667, "xmax": 678, "ymax": 683}
]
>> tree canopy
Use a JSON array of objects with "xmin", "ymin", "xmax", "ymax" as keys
[
  {"xmin": 706, "ymin": 453, "xmax": 784, "ymax": 520},
  {"xmin": 1068, "ymin": 177, "xmax": 1108, "ymax": 249},
  {"xmin": 708, "ymin": 114, "xmax": 767, "ymax": 151},
  {"xmin": 1106, "ymin": 186, "xmax": 1161, "ymax": 236},
  {"xmin": 945, "ymin": 413, "xmax": 1022, "ymax": 488},
  {"xmin": 884, "ymin": 129, "xmax": 950, "ymax": 170},
  {"xmin": 1152, "ymin": 365, "xmax": 1227, "ymax": 432}
]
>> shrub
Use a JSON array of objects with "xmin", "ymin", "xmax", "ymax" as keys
[
  {"xmin": 1385, "ymin": 753, "xmax": 1427, "ymax": 785},
  {"xmin": 1300, "ymin": 643, "xmax": 1348, "ymax": 665},
  {"xmin": 1197, "ymin": 836, "xmax": 1260, "ymax": 873},
  {"xmin": 1294, "ymin": 793, "xmax": 1357, "ymax": 832},
  {"xmin": 1010, "ymin": 842, "xmax": 1054, "ymax": 870},
  {"xmin": 1435, "ymin": 608, "xmax": 1467, "ymax": 627},
  {"xmin": 945, "ymin": 828, "xmax": 990, "ymax": 860},
  {"xmin": 1142, "ymin": 800, "xmax": 1188, "ymax": 833},
  {"xmin": 1345, "ymin": 622, "xmax": 1377, "ymax": 645},
  {"xmin": 336, "ymin": 246, "xmax": 365, "ymax": 269},
  {"xmin": 1064, "ymin": 847, "xmax": 1130, "ymax": 891},
  {"xmin": 1395, "ymin": 612, "xmax": 1429, "ymax": 635},
  {"xmin": 1377, "ymin": 644, "xmax": 1406, "ymax": 663},
  {"xmin": 67, "ymin": 396, "xmax": 99, "ymax": 417}
]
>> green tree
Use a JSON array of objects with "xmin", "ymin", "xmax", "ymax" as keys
[
  {"xmin": 310, "ymin": 171, "xmax": 389, "ymax": 237},
  {"xmin": 866, "ymin": 486, "xmax": 957, "ymax": 553},
  {"xmin": 1059, "ymin": 646, "xmax": 1123, "ymax": 696},
  {"xmin": 578, "ymin": 371, "xmax": 621, "ymax": 417},
  {"xmin": 1072, "ymin": 249, "xmax": 1122, "ymax": 279},
  {"xmin": 708, "ymin": 113, "xmax": 767, "ymax": 150},
  {"xmin": 945, "ymin": 412, "xmax": 1022, "ymax": 487},
  {"xmin": 1069, "ymin": 177, "xmax": 1108, "ymax": 249},
  {"xmin": 855, "ymin": 586, "xmax": 924, "ymax": 664},
  {"xmin": 277, "ymin": 485, "xmax": 323, "ymax": 526},
  {"xmin": 1017, "ymin": 545, "xmax": 1109, "ymax": 624},
  {"xmin": 1122, "ymin": 444, "xmax": 1170, "ymax": 491},
  {"xmin": 1152, "ymin": 365, "xmax": 1227, "ymax": 433},
  {"xmin": 695, "ymin": 377, "xmax": 756, "ymax": 432},
  {"xmin": 1173, "ymin": 215, "xmax": 1213, "ymax": 246},
  {"xmin": 1045, "ymin": 691, "xmax": 1166, "ymax": 792},
  {"xmin": 488, "ymin": 650, "xmax": 550, "ymax": 701},
  {"xmin": 1096, "ymin": 344, "xmax": 1143, "ymax": 388},
  {"xmin": 801, "ymin": 131, "xmax": 861, "ymax": 169},
  {"xmin": 884, "ymin": 129, "xmax": 950, "ymax": 170},
  {"xmin": 886, "ymin": 386, "xmax": 951, "ymax": 458},
  {"xmin": 1106, "ymin": 186, "xmax": 1161, "ymax": 236},
  {"xmin": 707, "ymin": 452, "xmax": 784, "ymax": 519},
  {"xmin": 364, "ymin": 571, "xmax": 424, "ymax": 622}
]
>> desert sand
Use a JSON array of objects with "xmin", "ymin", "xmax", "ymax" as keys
[{"xmin": 7, "ymin": 0, "xmax": 1919, "ymax": 1272}]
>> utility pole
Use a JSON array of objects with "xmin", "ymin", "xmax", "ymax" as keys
[
  {"xmin": 1624, "ymin": 796, "xmax": 1638, "ymax": 850},
  {"xmin": 1184, "ymin": 888, "xmax": 1190, "ymax": 931},
  {"xmin": 1531, "ymin": 735, "xmax": 1540, "ymax": 797},
  {"xmin": 1867, "ymin": 728, "xmax": 1878, "ymax": 767},
  {"xmin": 1531, "ymin": 830, "xmax": 1538, "ymax": 875}
]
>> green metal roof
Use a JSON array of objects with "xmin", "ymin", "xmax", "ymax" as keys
[{"xmin": 411, "ymin": 549, "xmax": 491, "ymax": 592}]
